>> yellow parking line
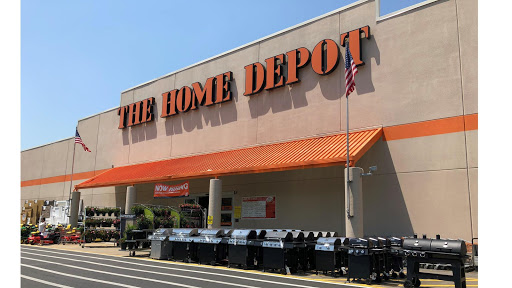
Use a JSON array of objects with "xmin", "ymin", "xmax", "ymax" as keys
[{"xmin": 426, "ymin": 285, "xmax": 478, "ymax": 287}]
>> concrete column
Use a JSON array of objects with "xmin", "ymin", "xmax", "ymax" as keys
[
  {"xmin": 125, "ymin": 185, "xmax": 136, "ymax": 214},
  {"xmin": 208, "ymin": 179, "xmax": 222, "ymax": 229},
  {"xmin": 345, "ymin": 167, "xmax": 364, "ymax": 238},
  {"xmin": 69, "ymin": 191, "xmax": 81, "ymax": 228}
]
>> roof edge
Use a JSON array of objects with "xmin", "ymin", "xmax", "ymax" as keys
[
  {"xmin": 21, "ymin": 137, "xmax": 74, "ymax": 153},
  {"xmin": 120, "ymin": 0, "xmax": 371, "ymax": 94}
]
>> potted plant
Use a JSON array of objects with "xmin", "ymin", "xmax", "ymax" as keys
[
  {"xmin": 85, "ymin": 207, "xmax": 94, "ymax": 217},
  {"xmin": 113, "ymin": 208, "xmax": 120, "ymax": 217},
  {"xmin": 102, "ymin": 219, "xmax": 113, "ymax": 227},
  {"xmin": 98, "ymin": 230, "xmax": 108, "ymax": 242},
  {"xmin": 119, "ymin": 237, "xmax": 127, "ymax": 250},
  {"xmin": 131, "ymin": 205, "xmax": 144, "ymax": 216},
  {"xmin": 152, "ymin": 207, "xmax": 164, "ymax": 217},
  {"xmin": 113, "ymin": 219, "xmax": 120, "ymax": 228},
  {"xmin": 125, "ymin": 224, "xmax": 136, "ymax": 240},
  {"xmin": 154, "ymin": 216, "xmax": 162, "ymax": 228},
  {"xmin": 136, "ymin": 215, "xmax": 151, "ymax": 230}
]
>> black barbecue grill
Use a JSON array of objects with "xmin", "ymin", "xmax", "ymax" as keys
[
  {"xmin": 168, "ymin": 228, "xmax": 199, "ymax": 262},
  {"xmin": 194, "ymin": 229, "xmax": 231, "ymax": 265},
  {"xmin": 347, "ymin": 237, "xmax": 387, "ymax": 284},
  {"xmin": 262, "ymin": 231, "xmax": 305, "ymax": 274},
  {"xmin": 302, "ymin": 231, "xmax": 328, "ymax": 271},
  {"xmin": 227, "ymin": 229, "xmax": 259, "ymax": 269},
  {"xmin": 246, "ymin": 229, "xmax": 269, "ymax": 268},
  {"xmin": 315, "ymin": 237, "xmax": 349, "ymax": 276},
  {"xmin": 402, "ymin": 235, "xmax": 467, "ymax": 288},
  {"xmin": 148, "ymin": 228, "xmax": 173, "ymax": 260},
  {"xmin": 386, "ymin": 237, "xmax": 406, "ymax": 279}
]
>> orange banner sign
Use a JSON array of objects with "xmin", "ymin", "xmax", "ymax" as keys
[{"xmin": 154, "ymin": 182, "xmax": 189, "ymax": 198}]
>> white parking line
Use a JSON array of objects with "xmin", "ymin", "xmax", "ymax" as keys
[
  {"xmin": 21, "ymin": 247, "xmax": 334, "ymax": 287},
  {"xmin": 21, "ymin": 274, "xmax": 74, "ymax": 288},
  {"xmin": 22, "ymin": 251, "xmax": 262, "ymax": 288},
  {"xmin": 21, "ymin": 264, "xmax": 139, "ymax": 288}
]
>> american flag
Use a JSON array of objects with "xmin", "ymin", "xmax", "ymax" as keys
[
  {"xmin": 75, "ymin": 129, "xmax": 91, "ymax": 152},
  {"xmin": 345, "ymin": 41, "xmax": 358, "ymax": 97}
]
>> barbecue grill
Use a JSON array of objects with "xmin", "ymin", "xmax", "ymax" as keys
[
  {"xmin": 227, "ymin": 229, "xmax": 259, "ymax": 269},
  {"xmin": 246, "ymin": 229, "xmax": 269, "ymax": 268},
  {"xmin": 262, "ymin": 231, "xmax": 305, "ymax": 274},
  {"xmin": 194, "ymin": 229, "xmax": 231, "ymax": 265},
  {"xmin": 347, "ymin": 237, "xmax": 387, "ymax": 284},
  {"xmin": 386, "ymin": 237, "xmax": 406, "ymax": 279},
  {"xmin": 315, "ymin": 237, "xmax": 349, "ymax": 276},
  {"xmin": 302, "ymin": 231, "xmax": 327, "ymax": 271},
  {"xmin": 402, "ymin": 235, "xmax": 467, "ymax": 288},
  {"xmin": 148, "ymin": 228, "xmax": 173, "ymax": 260},
  {"xmin": 168, "ymin": 228, "xmax": 199, "ymax": 262}
]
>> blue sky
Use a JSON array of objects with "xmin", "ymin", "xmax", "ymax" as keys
[{"xmin": 21, "ymin": 0, "xmax": 427, "ymax": 150}]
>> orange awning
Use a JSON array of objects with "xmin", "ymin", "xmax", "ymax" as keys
[{"xmin": 75, "ymin": 128, "xmax": 382, "ymax": 190}]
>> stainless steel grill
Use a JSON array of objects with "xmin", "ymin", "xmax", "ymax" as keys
[
  {"xmin": 227, "ymin": 229, "xmax": 259, "ymax": 269},
  {"xmin": 195, "ymin": 229, "xmax": 231, "ymax": 265},
  {"xmin": 262, "ymin": 231, "xmax": 305, "ymax": 274},
  {"xmin": 315, "ymin": 237, "xmax": 349, "ymax": 276},
  {"xmin": 148, "ymin": 228, "xmax": 173, "ymax": 260},
  {"xmin": 168, "ymin": 228, "xmax": 199, "ymax": 262}
]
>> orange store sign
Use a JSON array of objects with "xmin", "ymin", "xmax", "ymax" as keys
[
  {"xmin": 154, "ymin": 181, "xmax": 190, "ymax": 198},
  {"xmin": 118, "ymin": 26, "xmax": 370, "ymax": 129}
]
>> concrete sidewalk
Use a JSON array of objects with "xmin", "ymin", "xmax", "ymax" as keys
[{"xmin": 21, "ymin": 242, "xmax": 478, "ymax": 288}]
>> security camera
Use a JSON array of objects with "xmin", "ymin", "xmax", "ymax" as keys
[{"xmin": 362, "ymin": 165, "xmax": 377, "ymax": 177}]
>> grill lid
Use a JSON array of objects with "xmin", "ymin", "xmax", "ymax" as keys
[
  {"xmin": 148, "ymin": 228, "xmax": 173, "ymax": 240},
  {"xmin": 254, "ymin": 229, "xmax": 268, "ymax": 239},
  {"xmin": 403, "ymin": 238, "xmax": 432, "ymax": 251},
  {"xmin": 264, "ymin": 231, "xmax": 293, "ymax": 242},
  {"xmin": 315, "ymin": 237, "xmax": 349, "ymax": 251},
  {"xmin": 389, "ymin": 237, "xmax": 403, "ymax": 247},
  {"xmin": 230, "ymin": 229, "xmax": 257, "ymax": 240},
  {"xmin": 302, "ymin": 231, "xmax": 317, "ymax": 241},
  {"xmin": 316, "ymin": 237, "xmax": 340, "ymax": 246},
  {"xmin": 289, "ymin": 231, "xmax": 305, "ymax": 242},
  {"xmin": 153, "ymin": 228, "xmax": 173, "ymax": 236},
  {"xmin": 172, "ymin": 228, "xmax": 199, "ymax": 236},
  {"xmin": 377, "ymin": 237, "xmax": 391, "ymax": 247},
  {"xmin": 349, "ymin": 238, "xmax": 373, "ymax": 248},
  {"xmin": 430, "ymin": 239, "xmax": 467, "ymax": 255},
  {"xmin": 200, "ymin": 229, "xmax": 224, "ymax": 237}
]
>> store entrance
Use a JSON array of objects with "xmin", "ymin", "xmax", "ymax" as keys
[
  {"xmin": 198, "ymin": 196, "xmax": 209, "ymax": 209},
  {"xmin": 195, "ymin": 194, "xmax": 234, "ymax": 228}
]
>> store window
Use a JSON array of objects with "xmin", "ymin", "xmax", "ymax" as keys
[{"xmin": 221, "ymin": 197, "xmax": 233, "ymax": 227}]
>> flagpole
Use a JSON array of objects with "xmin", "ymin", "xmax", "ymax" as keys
[
  {"xmin": 345, "ymin": 39, "xmax": 352, "ymax": 218},
  {"xmin": 68, "ymin": 128, "xmax": 77, "ymax": 201},
  {"xmin": 346, "ymin": 90, "xmax": 351, "ymax": 218}
]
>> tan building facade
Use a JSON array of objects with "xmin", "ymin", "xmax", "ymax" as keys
[{"xmin": 21, "ymin": 0, "xmax": 477, "ymax": 241}]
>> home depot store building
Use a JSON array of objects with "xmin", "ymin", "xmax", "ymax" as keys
[{"xmin": 20, "ymin": 0, "xmax": 477, "ymax": 241}]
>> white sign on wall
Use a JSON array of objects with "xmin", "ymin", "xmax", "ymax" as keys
[{"xmin": 241, "ymin": 196, "xmax": 276, "ymax": 219}]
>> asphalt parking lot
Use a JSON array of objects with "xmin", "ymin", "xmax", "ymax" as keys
[{"xmin": 20, "ymin": 243, "xmax": 478, "ymax": 288}]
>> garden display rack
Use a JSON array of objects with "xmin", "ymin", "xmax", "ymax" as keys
[{"xmin": 81, "ymin": 206, "xmax": 121, "ymax": 248}]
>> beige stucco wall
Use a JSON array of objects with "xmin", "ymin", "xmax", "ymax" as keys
[{"xmin": 21, "ymin": 0, "xmax": 477, "ymax": 239}]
